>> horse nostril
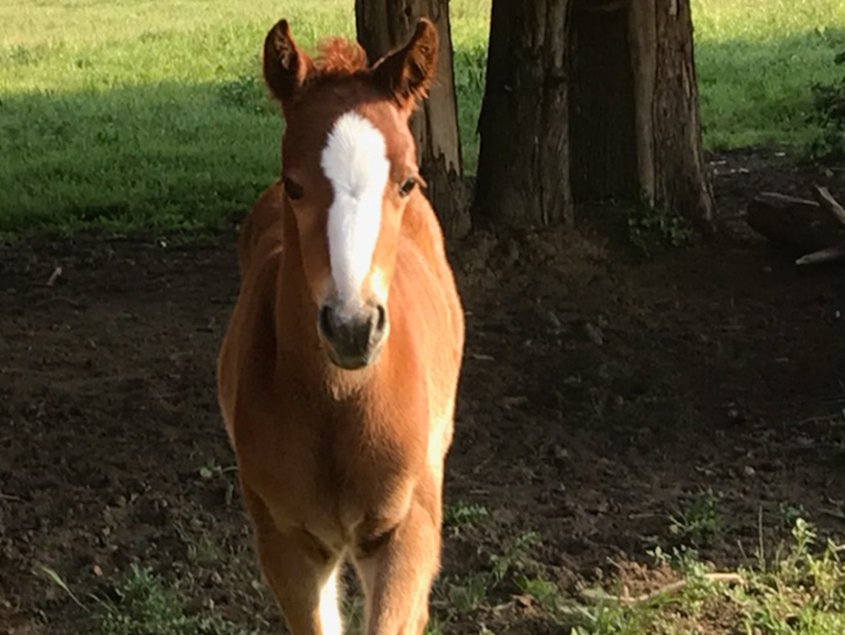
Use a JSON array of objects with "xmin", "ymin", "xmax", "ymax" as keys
[
  {"xmin": 319, "ymin": 305, "xmax": 334, "ymax": 339},
  {"xmin": 375, "ymin": 305, "xmax": 387, "ymax": 335}
]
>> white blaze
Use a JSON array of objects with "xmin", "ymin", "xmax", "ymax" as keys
[{"xmin": 321, "ymin": 112, "xmax": 389, "ymax": 317}]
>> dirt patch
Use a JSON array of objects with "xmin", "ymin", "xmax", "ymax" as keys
[{"xmin": 2, "ymin": 149, "xmax": 845, "ymax": 634}]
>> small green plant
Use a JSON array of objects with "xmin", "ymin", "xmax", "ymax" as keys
[
  {"xmin": 515, "ymin": 574, "xmax": 562, "ymax": 611},
  {"xmin": 443, "ymin": 502, "xmax": 489, "ymax": 536},
  {"xmin": 490, "ymin": 530, "xmax": 540, "ymax": 584},
  {"xmin": 187, "ymin": 532, "xmax": 225, "ymax": 568},
  {"xmin": 667, "ymin": 489, "xmax": 722, "ymax": 548},
  {"xmin": 423, "ymin": 615, "xmax": 446, "ymax": 635},
  {"xmin": 628, "ymin": 202, "xmax": 695, "ymax": 257},
  {"xmin": 778, "ymin": 501, "xmax": 809, "ymax": 530},
  {"xmin": 197, "ymin": 458, "xmax": 237, "ymax": 480},
  {"xmin": 810, "ymin": 50, "xmax": 845, "ymax": 158},
  {"xmin": 444, "ymin": 571, "xmax": 491, "ymax": 615},
  {"xmin": 432, "ymin": 528, "xmax": 544, "ymax": 621},
  {"xmin": 92, "ymin": 565, "xmax": 254, "ymax": 635}
]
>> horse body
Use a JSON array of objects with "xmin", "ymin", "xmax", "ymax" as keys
[{"xmin": 217, "ymin": 18, "xmax": 463, "ymax": 635}]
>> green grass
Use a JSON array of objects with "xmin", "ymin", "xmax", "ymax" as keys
[
  {"xmin": 1, "ymin": 0, "xmax": 843, "ymax": 235},
  {"xmin": 568, "ymin": 519, "xmax": 845, "ymax": 635},
  {"xmin": 38, "ymin": 563, "xmax": 255, "ymax": 635},
  {"xmin": 91, "ymin": 565, "xmax": 255, "ymax": 635},
  {"xmin": 692, "ymin": 0, "xmax": 845, "ymax": 150},
  {"xmin": 0, "ymin": 0, "xmax": 488, "ymax": 237}
]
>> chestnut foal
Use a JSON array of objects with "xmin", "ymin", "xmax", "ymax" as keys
[{"xmin": 217, "ymin": 17, "xmax": 464, "ymax": 635}]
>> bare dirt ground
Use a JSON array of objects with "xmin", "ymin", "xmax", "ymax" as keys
[{"xmin": 2, "ymin": 148, "xmax": 845, "ymax": 634}]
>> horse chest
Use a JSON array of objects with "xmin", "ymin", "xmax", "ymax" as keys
[{"xmin": 237, "ymin": 395, "xmax": 425, "ymax": 549}]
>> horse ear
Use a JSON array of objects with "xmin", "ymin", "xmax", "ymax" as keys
[
  {"xmin": 372, "ymin": 18, "xmax": 438, "ymax": 113},
  {"xmin": 263, "ymin": 19, "xmax": 313, "ymax": 104}
]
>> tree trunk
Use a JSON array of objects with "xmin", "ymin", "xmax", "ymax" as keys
[
  {"xmin": 631, "ymin": 0, "xmax": 714, "ymax": 228},
  {"xmin": 569, "ymin": 0, "xmax": 713, "ymax": 227},
  {"xmin": 356, "ymin": 0, "xmax": 469, "ymax": 238},
  {"xmin": 474, "ymin": 0, "xmax": 714, "ymax": 231},
  {"xmin": 473, "ymin": 0, "xmax": 574, "ymax": 228}
]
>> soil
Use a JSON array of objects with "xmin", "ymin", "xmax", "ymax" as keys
[{"xmin": 2, "ymin": 148, "xmax": 845, "ymax": 634}]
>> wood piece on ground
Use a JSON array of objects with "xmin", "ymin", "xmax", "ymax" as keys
[
  {"xmin": 46, "ymin": 265, "xmax": 63, "ymax": 287},
  {"xmin": 746, "ymin": 192, "xmax": 845, "ymax": 253},
  {"xmin": 582, "ymin": 572, "xmax": 745, "ymax": 607},
  {"xmin": 796, "ymin": 243, "xmax": 845, "ymax": 266},
  {"xmin": 813, "ymin": 184, "xmax": 845, "ymax": 226}
]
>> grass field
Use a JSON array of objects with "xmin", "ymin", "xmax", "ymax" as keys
[
  {"xmin": 692, "ymin": 0, "xmax": 845, "ymax": 150},
  {"xmin": 0, "ymin": 0, "xmax": 843, "ymax": 235}
]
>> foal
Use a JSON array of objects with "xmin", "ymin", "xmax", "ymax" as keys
[{"xmin": 217, "ymin": 17, "xmax": 464, "ymax": 635}]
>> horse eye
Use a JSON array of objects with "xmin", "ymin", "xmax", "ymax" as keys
[
  {"xmin": 283, "ymin": 177, "xmax": 304, "ymax": 201},
  {"xmin": 399, "ymin": 177, "xmax": 417, "ymax": 197}
]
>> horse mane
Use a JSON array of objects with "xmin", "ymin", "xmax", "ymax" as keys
[{"xmin": 314, "ymin": 37, "xmax": 369, "ymax": 75}]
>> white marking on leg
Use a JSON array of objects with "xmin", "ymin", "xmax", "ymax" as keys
[
  {"xmin": 321, "ymin": 111, "xmax": 389, "ymax": 317},
  {"xmin": 319, "ymin": 565, "xmax": 343, "ymax": 635}
]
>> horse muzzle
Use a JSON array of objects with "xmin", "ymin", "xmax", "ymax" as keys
[{"xmin": 317, "ymin": 301, "xmax": 388, "ymax": 370}]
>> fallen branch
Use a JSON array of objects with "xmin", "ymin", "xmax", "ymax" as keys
[
  {"xmin": 795, "ymin": 185, "xmax": 845, "ymax": 265},
  {"xmin": 46, "ymin": 265, "xmax": 63, "ymax": 287},
  {"xmin": 813, "ymin": 184, "xmax": 845, "ymax": 226},
  {"xmin": 796, "ymin": 244, "xmax": 845, "ymax": 266},
  {"xmin": 747, "ymin": 187, "xmax": 845, "ymax": 266},
  {"xmin": 746, "ymin": 193, "xmax": 845, "ymax": 253},
  {"xmin": 582, "ymin": 572, "xmax": 745, "ymax": 607}
]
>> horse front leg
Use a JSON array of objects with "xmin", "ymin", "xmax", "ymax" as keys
[
  {"xmin": 352, "ymin": 485, "xmax": 442, "ymax": 635},
  {"xmin": 243, "ymin": 488, "xmax": 344, "ymax": 635}
]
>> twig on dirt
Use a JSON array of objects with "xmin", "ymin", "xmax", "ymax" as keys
[
  {"xmin": 821, "ymin": 507, "xmax": 845, "ymax": 522},
  {"xmin": 35, "ymin": 564, "xmax": 89, "ymax": 612},
  {"xmin": 472, "ymin": 453, "xmax": 495, "ymax": 475},
  {"xmin": 0, "ymin": 492, "xmax": 22, "ymax": 502},
  {"xmin": 813, "ymin": 184, "xmax": 845, "ymax": 226},
  {"xmin": 796, "ymin": 244, "xmax": 845, "ymax": 266},
  {"xmin": 45, "ymin": 265, "xmax": 63, "ymax": 287},
  {"xmin": 795, "ymin": 185, "xmax": 845, "ymax": 265},
  {"xmin": 582, "ymin": 573, "xmax": 745, "ymax": 607}
]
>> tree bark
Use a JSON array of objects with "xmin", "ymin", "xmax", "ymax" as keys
[
  {"xmin": 356, "ymin": 0, "xmax": 469, "ymax": 238},
  {"xmin": 473, "ymin": 0, "xmax": 574, "ymax": 228},
  {"xmin": 569, "ymin": 0, "xmax": 713, "ymax": 227},
  {"xmin": 474, "ymin": 0, "xmax": 714, "ymax": 231},
  {"xmin": 633, "ymin": 0, "xmax": 714, "ymax": 228}
]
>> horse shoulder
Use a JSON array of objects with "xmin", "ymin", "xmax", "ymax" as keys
[
  {"xmin": 397, "ymin": 196, "xmax": 465, "ymax": 397},
  {"xmin": 401, "ymin": 196, "xmax": 464, "ymax": 351},
  {"xmin": 395, "ymin": 198, "xmax": 464, "ymax": 489}
]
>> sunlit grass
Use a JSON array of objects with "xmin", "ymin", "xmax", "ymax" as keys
[
  {"xmin": 0, "ymin": 0, "xmax": 488, "ymax": 236},
  {"xmin": 569, "ymin": 519, "xmax": 845, "ymax": 635},
  {"xmin": 1, "ymin": 0, "xmax": 843, "ymax": 235},
  {"xmin": 692, "ymin": 0, "xmax": 845, "ymax": 149}
]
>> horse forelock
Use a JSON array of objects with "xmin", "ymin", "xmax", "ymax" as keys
[{"xmin": 314, "ymin": 37, "xmax": 369, "ymax": 76}]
